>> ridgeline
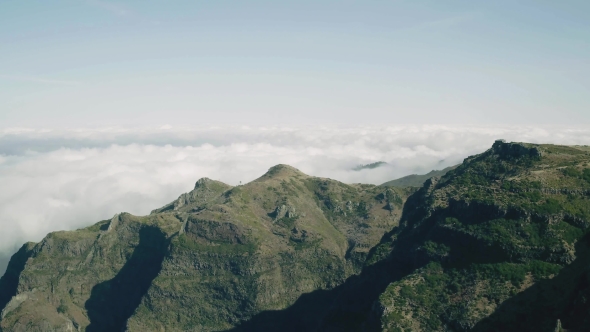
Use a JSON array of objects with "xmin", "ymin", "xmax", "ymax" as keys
[{"xmin": 1, "ymin": 141, "xmax": 590, "ymax": 331}]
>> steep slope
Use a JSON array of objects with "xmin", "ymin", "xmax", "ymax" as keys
[
  {"xmin": 381, "ymin": 165, "xmax": 457, "ymax": 188},
  {"xmin": 0, "ymin": 165, "xmax": 408, "ymax": 332},
  {"xmin": 370, "ymin": 141, "xmax": 590, "ymax": 331}
]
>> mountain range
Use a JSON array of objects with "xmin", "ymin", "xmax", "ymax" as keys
[{"xmin": 1, "ymin": 140, "xmax": 589, "ymax": 332}]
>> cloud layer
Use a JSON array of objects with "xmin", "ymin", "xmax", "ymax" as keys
[{"xmin": 0, "ymin": 124, "xmax": 589, "ymax": 273}]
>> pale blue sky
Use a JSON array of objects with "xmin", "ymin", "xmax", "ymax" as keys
[{"xmin": 1, "ymin": 0, "xmax": 589, "ymax": 127}]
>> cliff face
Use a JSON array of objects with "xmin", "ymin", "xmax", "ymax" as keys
[
  {"xmin": 0, "ymin": 165, "xmax": 407, "ymax": 332},
  {"xmin": 1, "ymin": 142, "xmax": 589, "ymax": 332}
]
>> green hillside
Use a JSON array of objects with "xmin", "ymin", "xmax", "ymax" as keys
[
  {"xmin": 0, "ymin": 165, "xmax": 407, "ymax": 331},
  {"xmin": 1, "ymin": 141, "xmax": 590, "ymax": 331}
]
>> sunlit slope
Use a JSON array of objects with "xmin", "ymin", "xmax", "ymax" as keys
[{"xmin": 0, "ymin": 165, "xmax": 406, "ymax": 331}]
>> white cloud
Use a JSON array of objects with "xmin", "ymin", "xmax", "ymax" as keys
[{"xmin": 0, "ymin": 124, "xmax": 589, "ymax": 273}]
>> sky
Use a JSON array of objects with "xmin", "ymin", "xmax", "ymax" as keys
[
  {"xmin": 1, "ymin": 0, "xmax": 589, "ymax": 126},
  {"xmin": 0, "ymin": 1, "xmax": 590, "ymax": 273}
]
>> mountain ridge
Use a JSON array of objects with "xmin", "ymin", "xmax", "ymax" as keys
[
  {"xmin": 0, "ymin": 162, "xmax": 408, "ymax": 331},
  {"xmin": 380, "ymin": 165, "xmax": 457, "ymax": 188},
  {"xmin": 1, "ymin": 141, "xmax": 589, "ymax": 331}
]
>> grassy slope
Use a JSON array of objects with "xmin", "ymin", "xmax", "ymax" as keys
[{"xmin": 127, "ymin": 165, "xmax": 407, "ymax": 331}]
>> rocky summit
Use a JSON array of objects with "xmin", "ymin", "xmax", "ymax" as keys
[{"xmin": 1, "ymin": 142, "xmax": 590, "ymax": 332}]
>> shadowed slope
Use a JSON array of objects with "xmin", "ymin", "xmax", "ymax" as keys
[
  {"xmin": 224, "ymin": 197, "xmax": 423, "ymax": 332},
  {"xmin": 0, "ymin": 244, "xmax": 34, "ymax": 315},
  {"xmin": 85, "ymin": 226, "xmax": 168, "ymax": 331},
  {"xmin": 471, "ymin": 233, "xmax": 590, "ymax": 332}
]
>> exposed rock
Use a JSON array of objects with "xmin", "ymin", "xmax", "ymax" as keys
[
  {"xmin": 1, "ymin": 292, "xmax": 31, "ymax": 319},
  {"xmin": 106, "ymin": 213, "xmax": 120, "ymax": 232},
  {"xmin": 554, "ymin": 319, "xmax": 563, "ymax": 332},
  {"xmin": 273, "ymin": 204, "xmax": 297, "ymax": 220},
  {"xmin": 493, "ymin": 139, "xmax": 543, "ymax": 158}
]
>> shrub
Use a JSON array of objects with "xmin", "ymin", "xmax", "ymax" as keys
[
  {"xmin": 562, "ymin": 167, "xmax": 581, "ymax": 177},
  {"xmin": 522, "ymin": 191, "xmax": 542, "ymax": 202},
  {"xmin": 423, "ymin": 241, "xmax": 450, "ymax": 257},
  {"xmin": 472, "ymin": 263, "xmax": 526, "ymax": 287},
  {"xmin": 528, "ymin": 260, "xmax": 561, "ymax": 278},
  {"xmin": 537, "ymin": 198, "xmax": 562, "ymax": 214},
  {"xmin": 57, "ymin": 304, "xmax": 68, "ymax": 314}
]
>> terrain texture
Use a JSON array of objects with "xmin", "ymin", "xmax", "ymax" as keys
[{"xmin": 1, "ymin": 140, "xmax": 590, "ymax": 331}]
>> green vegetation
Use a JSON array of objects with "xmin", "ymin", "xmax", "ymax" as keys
[
  {"xmin": 381, "ymin": 260, "xmax": 563, "ymax": 330},
  {"xmin": 536, "ymin": 198, "xmax": 562, "ymax": 214},
  {"xmin": 175, "ymin": 234, "xmax": 257, "ymax": 254},
  {"xmin": 562, "ymin": 167, "xmax": 582, "ymax": 177},
  {"xmin": 378, "ymin": 142, "xmax": 590, "ymax": 331},
  {"xmin": 472, "ymin": 261, "xmax": 561, "ymax": 287},
  {"xmin": 276, "ymin": 216, "xmax": 299, "ymax": 229},
  {"xmin": 422, "ymin": 241, "xmax": 450, "ymax": 257},
  {"xmin": 57, "ymin": 303, "xmax": 68, "ymax": 314},
  {"xmin": 365, "ymin": 241, "xmax": 393, "ymax": 266}
]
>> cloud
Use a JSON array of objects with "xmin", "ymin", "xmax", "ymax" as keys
[{"xmin": 0, "ymin": 124, "xmax": 589, "ymax": 273}]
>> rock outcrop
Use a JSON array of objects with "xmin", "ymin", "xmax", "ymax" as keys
[{"xmin": 492, "ymin": 139, "xmax": 543, "ymax": 159}]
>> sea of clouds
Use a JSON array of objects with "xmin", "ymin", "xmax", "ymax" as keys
[{"xmin": 0, "ymin": 124, "xmax": 589, "ymax": 274}]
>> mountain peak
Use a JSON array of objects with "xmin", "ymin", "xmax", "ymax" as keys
[
  {"xmin": 256, "ymin": 164, "xmax": 308, "ymax": 181},
  {"xmin": 194, "ymin": 177, "xmax": 214, "ymax": 189}
]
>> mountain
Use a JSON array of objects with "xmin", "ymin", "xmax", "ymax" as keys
[
  {"xmin": 370, "ymin": 141, "xmax": 590, "ymax": 331},
  {"xmin": 381, "ymin": 165, "xmax": 457, "ymax": 188},
  {"xmin": 1, "ymin": 141, "xmax": 590, "ymax": 331},
  {"xmin": 0, "ymin": 165, "xmax": 409, "ymax": 331},
  {"xmin": 353, "ymin": 162, "xmax": 388, "ymax": 171}
]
